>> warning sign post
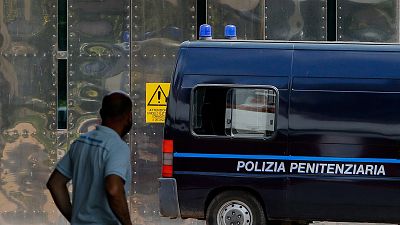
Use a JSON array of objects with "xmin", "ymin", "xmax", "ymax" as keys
[{"xmin": 146, "ymin": 83, "xmax": 170, "ymax": 123}]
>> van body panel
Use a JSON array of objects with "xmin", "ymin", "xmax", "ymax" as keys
[
  {"xmin": 286, "ymin": 177, "xmax": 400, "ymax": 222},
  {"xmin": 164, "ymin": 49, "xmax": 187, "ymax": 140},
  {"xmin": 169, "ymin": 44, "xmax": 292, "ymax": 219},
  {"xmin": 161, "ymin": 41, "xmax": 400, "ymax": 223},
  {"xmin": 288, "ymin": 47, "xmax": 400, "ymax": 221},
  {"xmin": 180, "ymin": 48, "xmax": 293, "ymax": 76},
  {"xmin": 175, "ymin": 173, "xmax": 287, "ymax": 219},
  {"xmin": 290, "ymin": 77, "xmax": 400, "ymax": 150},
  {"xmin": 292, "ymin": 49, "xmax": 400, "ymax": 78}
]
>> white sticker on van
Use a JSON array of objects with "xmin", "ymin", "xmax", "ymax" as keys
[
  {"xmin": 237, "ymin": 161, "xmax": 285, "ymax": 173},
  {"xmin": 237, "ymin": 161, "xmax": 386, "ymax": 176}
]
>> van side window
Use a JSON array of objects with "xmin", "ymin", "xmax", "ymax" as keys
[
  {"xmin": 193, "ymin": 86, "xmax": 229, "ymax": 135},
  {"xmin": 192, "ymin": 86, "xmax": 277, "ymax": 138}
]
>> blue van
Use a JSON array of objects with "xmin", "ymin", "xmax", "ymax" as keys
[{"xmin": 159, "ymin": 41, "xmax": 400, "ymax": 225}]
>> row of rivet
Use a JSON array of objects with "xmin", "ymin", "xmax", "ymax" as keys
[{"xmin": 65, "ymin": 0, "xmax": 131, "ymax": 140}]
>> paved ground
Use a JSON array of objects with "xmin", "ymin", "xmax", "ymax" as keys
[{"xmin": 312, "ymin": 223, "xmax": 395, "ymax": 225}]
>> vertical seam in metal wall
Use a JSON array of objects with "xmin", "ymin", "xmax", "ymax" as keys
[
  {"xmin": 324, "ymin": 1, "xmax": 327, "ymax": 40},
  {"xmin": 327, "ymin": 0, "xmax": 339, "ymax": 41},
  {"xmin": 196, "ymin": 0, "xmax": 206, "ymax": 39},
  {"xmin": 129, "ymin": 0, "xmax": 133, "ymax": 216},
  {"xmin": 56, "ymin": 0, "xmax": 60, "ymax": 134},
  {"xmin": 334, "ymin": 0, "xmax": 337, "ymax": 41},
  {"xmin": 130, "ymin": 0, "xmax": 140, "ymax": 220},
  {"xmin": 328, "ymin": 0, "xmax": 337, "ymax": 41},
  {"xmin": 398, "ymin": 1, "xmax": 400, "ymax": 42},
  {"xmin": 205, "ymin": 0, "xmax": 208, "ymax": 24},
  {"xmin": 66, "ymin": 0, "xmax": 71, "ymax": 143},
  {"xmin": 66, "ymin": 0, "xmax": 69, "ymax": 135},
  {"xmin": 263, "ymin": 0, "xmax": 266, "ymax": 40}
]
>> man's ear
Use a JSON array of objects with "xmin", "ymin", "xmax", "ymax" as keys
[{"xmin": 124, "ymin": 111, "xmax": 132, "ymax": 119}]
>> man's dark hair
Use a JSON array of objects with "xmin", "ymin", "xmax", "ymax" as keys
[{"xmin": 100, "ymin": 92, "xmax": 132, "ymax": 121}]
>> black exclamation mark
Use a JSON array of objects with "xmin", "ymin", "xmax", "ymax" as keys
[{"xmin": 158, "ymin": 91, "xmax": 161, "ymax": 104}]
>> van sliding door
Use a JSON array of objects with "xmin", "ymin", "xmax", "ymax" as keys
[{"xmin": 288, "ymin": 48, "xmax": 400, "ymax": 222}]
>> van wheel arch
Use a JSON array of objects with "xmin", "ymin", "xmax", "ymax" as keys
[{"xmin": 204, "ymin": 187, "xmax": 268, "ymax": 220}]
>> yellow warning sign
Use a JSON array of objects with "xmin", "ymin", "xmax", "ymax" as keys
[{"xmin": 146, "ymin": 83, "xmax": 170, "ymax": 123}]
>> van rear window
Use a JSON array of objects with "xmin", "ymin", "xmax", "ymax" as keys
[{"xmin": 192, "ymin": 86, "xmax": 277, "ymax": 138}]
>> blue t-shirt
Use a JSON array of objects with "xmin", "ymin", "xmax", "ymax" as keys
[{"xmin": 56, "ymin": 125, "xmax": 131, "ymax": 225}]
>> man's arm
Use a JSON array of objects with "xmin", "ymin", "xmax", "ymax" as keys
[
  {"xmin": 105, "ymin": 175, "xmax": 132, "ymax": 225},
  {"xmin": 46, "ymin": 169, "xmax": 72, "ymax": 222}
]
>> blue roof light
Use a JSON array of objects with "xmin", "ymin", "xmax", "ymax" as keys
[
  {"xmin": 225, "ymin": 25, "xmax": 237, "ymax": 40},
  {"xmin": 199, "ymin": 24, "xmax": 212, "ymax": 40}
]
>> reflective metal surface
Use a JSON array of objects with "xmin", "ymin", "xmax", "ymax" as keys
[
  {"xmin": 207, "ymin": 0, "xmax": 327, "ymax": 41},
  {"xmin": 67, "ymin": 0, "xmax": 131, "ymax": 143},
  {"xmin": 67, "ymin": 0, "xmax": 131, "ymax": 221},
  {"xmin": 207, "ymin": 0, "xmax": 264, "ymax": 40},
  {"xmin": 67, "ymin": 0, "xmax": 131, "ymax": 219},
  {"xmin": 0, "ymin": 1, "xmax": 399, "ymax": 224},
  {"xmin": 130, "ymin": 1, "xmax": 202, "ymax": 224},
  {"xmin": 337, "ymin": 0, "xmax": 399, "ymax": 42},
  {"xmin": 0, "ymin": 0, "xmax": 60, "ymax": 224},
  {"xmin": 265, "ymin": 0, "xmax": 327, "ymax": 41}
]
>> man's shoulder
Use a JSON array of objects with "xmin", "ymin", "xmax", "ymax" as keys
[
  {"xmin": 104, "ymin": 135, "xmax": 129, "ymax": 152},
  {"xmin": 73, "ymin": 130, "xmax": 104, "ymax": 145},
  {"xmin": 74, "ymin": 127, "xmax": 129, "ymax": 152}
]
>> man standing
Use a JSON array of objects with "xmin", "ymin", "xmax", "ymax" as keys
[{"xmin": 47, "ymin": 92, "xmax": 133, "ymax": 225}]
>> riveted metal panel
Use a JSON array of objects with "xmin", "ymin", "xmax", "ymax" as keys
[
  {"xmin": 337, "ymin": 0, "xmax": 399, "ymax": 42},
  {"xmin": 265, "ymin": 0, "xmax": 327, "ymax": 41},
  {"xmin": 130, "ymin": 0, "xmax": 202, "ymax": 224},
  {"xmin": 66, "ymin": 1, "xmax": 131, "ymax": 224},
  {"xmin": 67, "ymin": 0, "xmax": 131, "ymax": 218},
  {"xmin": 207, "ymin": 0, "xmax": 264, "ymax": 40},
  {"xmin": 67, "ymin": 0, "xmax": 131, "ymax": 144},
  {"xmin": 0, "ymin": 0, "xmax": 60, "ymax": 224}
]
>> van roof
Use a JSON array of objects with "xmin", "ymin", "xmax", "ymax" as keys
[{"xmin": 181, "ymin": 40, "xmax": 400, "ymax": 52}]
